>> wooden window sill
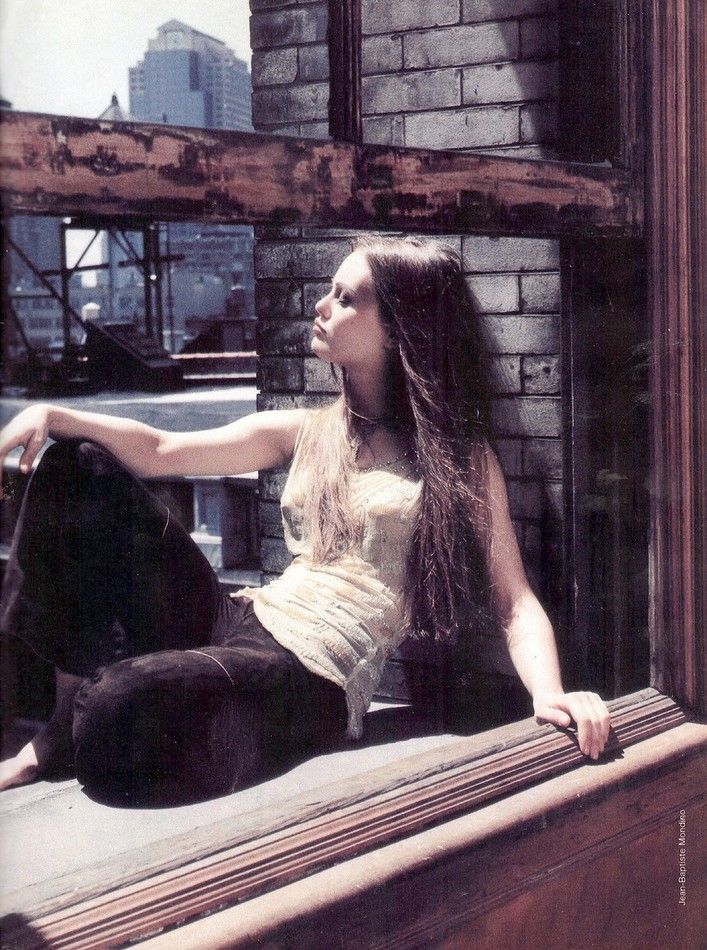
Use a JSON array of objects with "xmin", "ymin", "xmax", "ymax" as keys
[
  {"xmin": 1, "ymin": 687, "xmax": 697, "ymax": 948},
  {"xmin": 150, "ymin": 716, "xmax": 705, "ymax": 949}
]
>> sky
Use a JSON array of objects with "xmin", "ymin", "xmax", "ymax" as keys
[{"xmin": 0, "ymin": 0, "xmax": 253, "ymax": 118}]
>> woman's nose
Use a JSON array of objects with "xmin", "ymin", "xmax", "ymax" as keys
[{"xmin": 315, "ymin": 294, "xmax": 329, "ymax": 318}]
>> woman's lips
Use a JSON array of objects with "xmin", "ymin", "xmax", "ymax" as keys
[{"xmin": 313, "ymin": 320, "xmax": 326, "ymax": 335}]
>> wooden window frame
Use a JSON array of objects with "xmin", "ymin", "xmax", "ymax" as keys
[{"xmin": 0, "ymin": 1, "xmax": 704, "ymax": 943}]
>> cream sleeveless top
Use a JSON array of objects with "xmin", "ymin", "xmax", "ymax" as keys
[{"xmin": 232, "ymin": 410, "xmax": 422, "ymax": 738}]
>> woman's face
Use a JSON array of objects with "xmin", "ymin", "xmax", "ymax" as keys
[{"xmin": 312, "ymin": 251, "xmax": 392, "ymax": 370}]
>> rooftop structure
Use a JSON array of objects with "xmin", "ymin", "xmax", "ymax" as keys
[{"xmin": 96, "ymin": 93, "xmax": 133, "ymax": 123}]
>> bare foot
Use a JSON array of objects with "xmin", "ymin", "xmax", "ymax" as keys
[
  {"xmin": 0, "ymin": 669, "xmax": 82, "ymax": 791},
  {"xmin": 0, "ymin": 741, "xmax": 42, "ymax": 790}
]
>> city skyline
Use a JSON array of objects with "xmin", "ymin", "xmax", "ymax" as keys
[{"xmin": 0, "ymin": 1, "xmax": 252, "ymax": 120}]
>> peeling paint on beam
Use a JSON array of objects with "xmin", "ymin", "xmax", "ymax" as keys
[{"xmin": 0, "ymin": 111, "xmax": 641, "ymax": 237}]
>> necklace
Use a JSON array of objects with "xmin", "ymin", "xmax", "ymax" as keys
[
  {"xmin": 355, "ymin": 449, "xmax": 413, "ymax": 472},
  {"xmin": 348, "ymin": 405, "xmax": 394, "ymax": 426},
  {"xmin": 379, "ymin": 448, "xmax": 413, "ymax": 468},
  {"xmin": 354, "ymin": 434, "xmax": 413, "ymax": 471},
  {"xmin": 347, "ymin": 403, "xmax": 412, "ymax": 470}
]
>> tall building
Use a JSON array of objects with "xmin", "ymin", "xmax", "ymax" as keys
[
  {"xmin": 126, "ymin": 21, "xmax": 255, "ymax": 347},
  {"xmin": 129, "ymin": 19, "xmax": 252, "ymax": 131},
  {"xmin": 7, "ymin": 216, "xmax": 62, "ymax": 289}
]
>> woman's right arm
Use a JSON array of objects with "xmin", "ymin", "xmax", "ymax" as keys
[{"xmin": 0, "ymin": 403, "xmax": 306, "ymax": 492}]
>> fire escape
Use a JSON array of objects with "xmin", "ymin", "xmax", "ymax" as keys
[{"xmin": 3, "ymin": 214, "xmax": 256, "ymax": 394}]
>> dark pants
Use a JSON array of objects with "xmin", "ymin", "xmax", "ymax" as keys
[{"xmin": 0, "ymin": 439, "xmax": 347, "ymax": 806}]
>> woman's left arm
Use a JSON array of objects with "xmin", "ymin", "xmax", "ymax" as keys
[{"xmin": 484, "ymin": 446, "xmax": 611, "ymax": 760}]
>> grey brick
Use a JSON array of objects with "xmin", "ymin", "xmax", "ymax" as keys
[
  {"xmin": 520, "ymin": 101, "xmax": 557, "ymax": 143},
  {"xmin": 431, "ymin": 234, "xmax": 464, "ymax": 256},
  {"xmin": 523, "ymin": 522, "xmax": 542, "ymax": 558},
  {"xmin": 251, "ymin": 47, "xmax": 298, "ymax": 86},
  {"xmin": 252, "ymin": 83, "xmax": 329, "ymax": 123},
  {"xmin": 363, "ymin": 34, "xmax": 403, "ymax": 75},
  {"xmin": 255, "ymin": 239, "xmax": 351, "ymax": 279},
  {"xmin": 525, "ymin": 564, "xmax": 542, "ymax": 596},
  {"xmin": 255, "ymin": 280, "xmax": 302, "ymax": 320},
  {"xmin": 362, "ymin": 0, "xmax": 460, "ymax": 35},
  {"xmin": 520, "ymin": 15, "xmax": 559, "ymax": 58},
  {"xmin": 255, "ymin": 224, "xmax": 302, "ymax": 240},
  {"xmin": 495, "ymin": 437, "xmax": 523, "ymax": 476},
  {"xmin": 507, "ymin": 479, "xmax": 543, "ymax": 518},
  {"xmin": 523, "ymin": 437, "xmax": 562, "ymax": 479},
  {"xmin": 304, "ymin": 281, "xmax": 331, "ymax": 315},
  {"xmin": 482, "ymin": 315, "xmax": 559, "ymax": 353},
  {"xmin": 261, "ymin": 536, "xmax": 293, "ymax": 573},
  {"xmin": 520, "ymin": 273, "xmax": 560, "ymax": 312},
  {"xmin": 298, "ymin": 120, "xmax": 330, "ymax": 138},
  {"xmin": 463, "ymin": 235, "xmax": 559, "ymax": 272},
  {"xmin": 474, "ymin": 143, "xmax": 559, "ymax": 160},
  {"xmin": 259, "ymin": 468, "xmax": 289, "ymax": 501},
  {"xmin": 258, "ymin": 355, "xmax": 304, "ymax": 392},
  {"xmin": 258, "ymin": 320, "xmax": 314, "ymax": 356},
  {"xmin": 462, "ymin": 61, "xmax": 557, "ymax": 105},
  {"xmin": 304, "ymin": 356, "xmax": 342, "ymax": 393},
  {"xmin": 254, "ymin": 121, "xmax": 301, "ymax": 136},
  {"xmin": 251, "ymin": 7, "xmax": 327, "ymax": 50},
  {"xmin": 363, "ymin": 69, "xmax": 460, "ymax": 115},
  {"xmin": 257, "ymin": 392, "xmax": 334, "ymax": 413},
  {"xmin": 301, "ymin": 227, "xmax": 361, "ymax": 239},
  {"xmin": 251, "ymin": 0, "xmax": 322, "ymax": 9},
  {"xmin": 462, "ymin": 0, "xmax": 558, "ymax": 23},
  {"xmin": 405, "ymin": 105, "xmax": 517, "ymax": 149},
  {"xmin": 363, "ymin": 115, "xmax": 406, "ymax": 145},
  {"xmin": 522, "ymin": 355, "xmax": 560, "ymax": 394},
  {"xmin": 491, "ymin": 395, "xmax": 561, "ymax": 437},
  {"xmin": 544, "ymin": 480, "xmax": 563, "ymax": 520},
  {"xmin": 467, "ymin": 274, "xmax": 519, "ymax": 312},
  {"xmin": 259, "ymin": 500, "xmax": 284, "ymax": 539},
  {"xmin": 489, "ymin": 355, "xmax": 521, "ymax": 393},
  {"xmin": 298, "ymin": 43, "xmax": 330, "ymax": 82},
  {"xmin": 403, "ymin": 21, "xmax": 518, "ymax": 70}
]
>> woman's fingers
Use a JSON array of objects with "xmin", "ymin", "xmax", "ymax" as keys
[
  {"xmin": 563, "ymin": 692, "xmax": 610, "ymax": 759},
  {"xmin": 0, "ymin": 430, "xmax": 29, "ymax": 499},
  {"xmin": 533, "ymin": 703, "xmax": 572, "ymax": 728},
  {"xmin": 0, "ymin": 407, "xmax": 50, "ymax": 498},
  {"xmin": 535, "ymin": 691, "xmax": 611, "ymax": 760},
  {"xmin": 18, "ymin": 430, "xmax": 46, "ymax": 473}
]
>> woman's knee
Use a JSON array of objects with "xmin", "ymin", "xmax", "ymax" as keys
[
  {"xmin": 72, "ymin": 660, "xmax": 145, "ymax": 803},
  {"xmin": 39, "ymin": 438, "xmax": 119, "ymax": 478},
  {"xmin": 72, "ymin": 653, "xmax": 251, "ymax": 806}
]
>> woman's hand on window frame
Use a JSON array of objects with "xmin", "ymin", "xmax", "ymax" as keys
[{"xmin": 532, "ymin": 689, "xmax": 611, "ymax": 760}]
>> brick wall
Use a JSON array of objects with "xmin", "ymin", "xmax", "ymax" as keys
[{"xmin": 249, "ymin": 1, "xmax": 563, "ymax": 641}]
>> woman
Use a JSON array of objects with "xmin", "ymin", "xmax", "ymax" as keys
[{"xmin": 0, "ymin": 235, "xmax": 610, "ymax": 805}]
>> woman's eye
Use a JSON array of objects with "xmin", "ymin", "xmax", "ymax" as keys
[{"xmin": 338, "ymin": 295, "xmax": 351, "ymax": 307}]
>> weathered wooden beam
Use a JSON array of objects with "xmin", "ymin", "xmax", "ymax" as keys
[{"xmin": 0, "ymin": 111, "xmax": 641, "ymax": 238}]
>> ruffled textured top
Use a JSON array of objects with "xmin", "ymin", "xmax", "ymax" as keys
[{"xmin": 232, "ymin": 409, "xmax": 422, "ymax": 738}]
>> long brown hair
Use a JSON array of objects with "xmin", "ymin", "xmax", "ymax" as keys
[{"xmin": 290, "ymin": 235, "xmax": 507, "ymax": 651}]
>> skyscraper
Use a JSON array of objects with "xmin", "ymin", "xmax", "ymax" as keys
[
  {"xmin": 128, "ymin": 21, "xmax": 255, "ymax": 346},
  {"xmin": 129, "ymin": 19, "xmax": 252, "ymax": 131}
]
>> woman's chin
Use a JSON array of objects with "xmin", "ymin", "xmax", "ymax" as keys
[{"xmin": 311, "ymin": 338, "xmax": 335, "ymax": 363}]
